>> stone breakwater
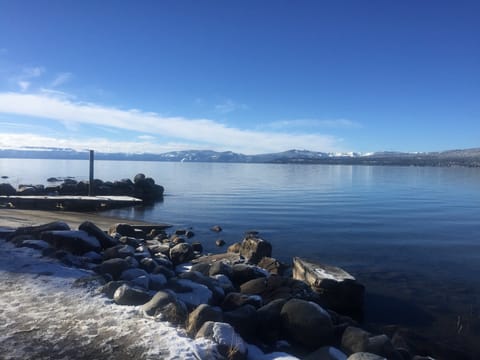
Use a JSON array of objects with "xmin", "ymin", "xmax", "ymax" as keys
[
  {"xmin": 0, "ymin": 173, "xmax": 164, "ymax": 203},
  {"xmin": 2, "ymin": 221, "xmax": 439, "ymax": 360}
]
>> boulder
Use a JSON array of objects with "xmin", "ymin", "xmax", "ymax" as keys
[
  {"xmin": 173, "ymin": 279, "xmax": 214, "ymax": 309},
  {"xmin": 195, "ymin": 321, "xmax": 247, "ymax": 360},
  {"xmin": 119, "ymin": 236, "xmax": 142, "ymax": 248},
  {"xmin": 216, "ymin": 239, "xmax": 226, "ymax": 247},
  {"xmin": 341, "ymin": 326, "xmax": 370, "ymax": 354},
  {"xmin": 158, "ymin": 299, "xmax": 188, "ymax": 325},
  {"xmin": 280, "ymin": 298, "xmax": 334, "ymax": 349},
  {"xmin": 141, "ymin": 290, "xmax": 177, "ymax": 316},
  {"xmin": 100, "ymin": 281, "xmax": 129, "ymax": 299},
  {"xmin": 186, "ymin": 304, "xmax": 224, "ymax": 337},
  {"xmin": 7, "ymin": 221, "xmax": 70, "ymax": 240},
  {"xmin": 366, "ymin": 334, "xmax": 403, "ymax": 360},
  {"xmin": 169, "ymin": 242, "xmax": 194, "ymax": 265},
  {"xmin": 40, "ymin": 230, "xmax": 101, "ymax": 255},
  {"xmin": 191, "ymin": 262, "xmax": 211, "ymax": 275},
  {"xmin": 293, "ymin": 257, "xmax": 364, "ymax": 316},
  {"xmin": 178, "ymin": 271, "xmax": 225, "ymax": 304},
  {"xmin": 238, "ymin": 236, "xmax": 272, "ymax": 264},
  {"xmin": 227, "ymin": 242, "xmax": 242, "ymax": 253},
  {"xmin": 113, "ymin": 284, "xmax": 151, "ymax": 306},
  {"xmin": 97, "ymin": 258, "xmax": 131, "ymax": 280},
  {"xmin": 109, "ymin": 223, "xmax": 138, "ymax": 237},
  {"xmin": 78, "ymin": 221, "xmax": 117, "ymax": 248},
  {"xmin": 231, "ymin": 264, "xmax": 267, "ymax": 286},
  {"xmin": 152, "ymin": 265, "xmax": 175, "ymax": 279},
  {"xmin": 0, "ymin": 183, "xmax": 16, "ymax": 195},
  {"xmin": 256, "ymin": 298, "xmax": 287, "ymax": 344},
  {"xmin": 139, "ymin": 257, "xmax": 158, "ymax": 273},
  {"xmin": 149, "ymin": 273, "xmax": 167, "ymax": 290},
  {"xmin": 103, "ymin": 244, "xmax": 136, "ymax": 260},
  {"xmin": 223, "ymin": 304, "xmax": 258, "ymax": 342},
  {"xmin": 240, "ymin": 275, "xmax": 314, "ymax": 304},
  {"xmin": 209, "ymin": 261, "xmax": 233, "ymax": 278},
  {"xmin": 142, "ymin": 290, "xmax": 188, "ymax": 325},
  {"xmin": 257, "ymin": 257, "xmax": 288, "ymax": 275}
]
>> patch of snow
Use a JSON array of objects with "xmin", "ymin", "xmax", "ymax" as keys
[
  {"xmin": 0, "ymin": 239, "xmax": 204, "ymax": 360},
  {"xmin": 212, "ymin": 322, "xmax": 247, "ymax": 354},
  {"xmin": 175, "ymin": 279, "xmax": 213, "ymax": 308}
]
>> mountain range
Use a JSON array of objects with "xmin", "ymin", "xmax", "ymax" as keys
[{"xmin": 1, "ymin": 147, "xmax": 480, "ymax": 167}]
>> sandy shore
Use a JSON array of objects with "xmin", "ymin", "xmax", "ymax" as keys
[{"xmin": 0, "ymin": 208, "xmax": 168, "ymax": 230}]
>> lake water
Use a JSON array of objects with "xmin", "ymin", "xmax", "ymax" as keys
[{"xmin": 1, "ymin": 158, "xmax": 479, "ymax": 357}]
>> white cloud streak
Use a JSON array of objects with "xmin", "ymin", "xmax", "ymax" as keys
[
  {"xmin": 51, "ymin": 72, "xmax": 72, "ymax": 87},
  {"xmin": 0, "ymin": 92, "xmax": 345, "ymax": 154},
  {"xmin": 214, "ymin": 99, "xmax": 248, "ymax": 114}
]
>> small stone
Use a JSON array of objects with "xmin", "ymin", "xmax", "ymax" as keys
[
  {"xmin": 216, "ymin": 239, "xmax": 226, "ymax": 247},
  {"xmin": 210, "ymin": 225, "xmax": 222, "ymax": 232}
]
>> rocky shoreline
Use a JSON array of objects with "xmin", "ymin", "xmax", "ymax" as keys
[
  {"xmin": 0, "ymin": 173, "xmax": 164, "ymax": 210},
  {"xmin": 0, "ymin": 217, "xmax": 453, "ymax": 360}
]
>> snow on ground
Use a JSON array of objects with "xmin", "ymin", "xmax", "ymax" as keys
[
  {"xmin": 0, "ymin": 238, "xmax": 299, "ymax": 360},
  {"xmin": 0, "ymin": 239, "xmax": 202, "ymax": 360}
]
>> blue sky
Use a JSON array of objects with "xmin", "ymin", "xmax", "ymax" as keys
[{"xmin": 0, "ymin": 0, "xmax": 478, "ymax": 154}]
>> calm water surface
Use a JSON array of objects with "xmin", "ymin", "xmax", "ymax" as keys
[{"xmin": 1, "ymin": 159, "xmax": 480, "ymax": 356}]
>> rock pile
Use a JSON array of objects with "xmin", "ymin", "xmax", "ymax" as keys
[
  {"xmin": 4, "ymin": 220, "xmax": 440, "ymax": 360},
  {"xmin": 0, "ymin": 173, "xmax": 164, "ymax": 202}
]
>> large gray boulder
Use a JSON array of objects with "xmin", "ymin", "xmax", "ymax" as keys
[
  {"xmin": 195, "ymin": 321, "xmax": 247, "ymax": 360},
  {"xmin": 238, "ymin": 236, "xmax": 272, "ymax": 264},
  {"xmin": 141, "ymin": 290, "xmax": 187, "ymax": 324},
  {"xmin": 103, "ymin": 244, "xmax": 136, "ymax": 259},
  {"xmin": 256, "ymin": 298, "xmax": 287, "ymax": 344},
  {"xmin": 97, "ymin": 258, "xmax": 131, "ymax": 279},
  {"xmin": 223, "ymin": 304, "xmax": 258, "ymax": 342},
  {"xmin": 7, "ymin": 221, "xmax": 70, "ymax": 240},
  {"xmin": 113, "ymin": 284, "xmax": 151, "ymax": 306},
  {"xmin": 186, "ymin": 304, "xmax": 224, "ymax": 337},
  {"xmin": 40, "ymin": 230, "xmax": 101, "ymax": 255},
  {"xmin": 341, "ymin": 326, "xmax": 370, "ymax": 354},
  {"xmin": 78, "ymin": 221, "xmax": 117, "ymax": 248},
  {"xmin": 280, "ymin": 298, "xmax": 334, "ymax": 349},
  {"xmin": 169, "ymin": 242, "xmax": 194, "ymax": 265},
  {"xmin": 142, "ymin": 290, "xmax": 176, "ymax": 316},
  {"xmin": 293, "ymin": 257, "xmax": 364, "ymax": 316}
]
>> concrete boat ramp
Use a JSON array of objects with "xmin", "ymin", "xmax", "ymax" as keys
[{"xmin": 0, "ymin": 195, "xmax": 143, "ymax": 211}]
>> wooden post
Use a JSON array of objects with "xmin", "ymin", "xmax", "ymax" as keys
[{"xmin": 88, "ymin": 150, "xmax": 94, "ymax": 196}]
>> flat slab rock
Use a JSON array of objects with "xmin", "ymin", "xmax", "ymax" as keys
[{"xmin": 292, "ymin": 257, "xmax": 364, "ymax": 315}]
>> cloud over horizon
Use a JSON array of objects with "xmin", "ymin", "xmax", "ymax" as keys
[{"xmin": 0, "ymin": 91, "xmax": 346, "ymax": 155}]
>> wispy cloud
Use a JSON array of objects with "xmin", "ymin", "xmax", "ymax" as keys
[
  {"xmin": 214, "ymin": 99, "xmax": 248, "ymax": 114},
  {"xmin": 0, "ymin": 92, "xmax": 346, "ymax": 154},
  {"xmin": 51, "ymin": 72, "xmax": 72, "ymax": 87},
  {"xmin": 18, "ymin": 81, "xmax": 30, "ymax": 91},
  {"xmin": 0, "ymin": 133, "xmax": 208, "ymax": 154},
  {"xmin": 265, "ymin": 118, "xmax": 362, "ymax": 130},
  {"xmin": 12, "ymin": 66, "xmax": 45, "ymax": 91}
]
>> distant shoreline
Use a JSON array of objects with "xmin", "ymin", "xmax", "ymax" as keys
[{"xmin": 1, "ymin": 147, "xmax": 480, "ymax": 167}]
